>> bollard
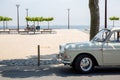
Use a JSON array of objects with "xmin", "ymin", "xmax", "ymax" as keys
[{"xmin": 38, "ymin": 45, "xmax": 40, "ymax": 66}]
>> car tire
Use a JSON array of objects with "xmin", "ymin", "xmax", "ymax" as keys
[{"xmin": 75, "ymin": 54, "xmax": 94, "ymax": 73}]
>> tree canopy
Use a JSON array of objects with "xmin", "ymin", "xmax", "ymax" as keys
[
  {"xmin": 109, "ymin": 16, "xmax": 119, "ymax": 21},
  {"xmin": 25, "ymin": 16, "xmax": 54, "ymax": 22},
  {"xmin": 0, "ymin": 16, "xmax": 12, "ymax": 21},
  {"xmin": 109, "ymin": 16, "xmax": 119, "ymax": 27},
  {"xmin": 25, "ymin": 16, "xmax": 54, "ymax": 29},
  {"xmin": 0, "ymin": 16, "xmax": 12, "ymax": 30}
]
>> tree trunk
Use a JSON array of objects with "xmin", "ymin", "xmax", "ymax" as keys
[
  {"xmin": 37, "ymin": 21, "xmax": 40, "ymax": 26},
  {"xmin": 3, "ymin": 21, "xmax": 5, "ymax": 31},
  {"xmin": 113, "ymin": 20, "xmax": 115, "ymax": 27},
  {"xmin": 33, "ymin": 21, "xmax": 36, "ymax": 34},
  {"xmin": 48, "ymin": 21, "xmax": 49, "ymax": 29},
  {"xmin": 6, "ymin": 21, "xmax": 8, "ymax": 29},
  {"xmin": 89, "ymin": 0, "xmax": 100, "ymax": 40}
]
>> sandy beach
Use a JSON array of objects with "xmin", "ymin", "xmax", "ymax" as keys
[{"xmin": 0, "ymin": 29, "xmax": 89, "ymax": 60}]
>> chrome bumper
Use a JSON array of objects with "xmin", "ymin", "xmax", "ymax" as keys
[
  {"xmin": 61, "ymin": 60, "xmax": 71, "ymax": 65},
  {"xmin": 57, "ymin": 54, "xmax": 71, "ymax": 65}
]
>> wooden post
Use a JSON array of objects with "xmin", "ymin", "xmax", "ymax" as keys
[
  {"xmin": 67, "ymin": 8, "xmax": 70, "ymax": 29},
  {"xmin": 105, "ymin": 0, "xmax": 107, "ymax": 28},
  {"xmin": 38, "ymin": 45, "xmax": 40, "ymax": 66}
]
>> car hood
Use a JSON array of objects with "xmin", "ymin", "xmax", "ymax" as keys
[{"xmin": 63, "ymin": 41, "xmax": 102, "ymax": 50}]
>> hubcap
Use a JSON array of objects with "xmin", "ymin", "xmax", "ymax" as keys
[{"xmin": 80, "ymin": 57, "xmax": 92, "ymax": 72}]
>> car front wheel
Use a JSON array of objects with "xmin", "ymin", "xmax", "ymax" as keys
[{"xmin": 75, "ymin": 55, "xmax": 94, "ymax": 73}]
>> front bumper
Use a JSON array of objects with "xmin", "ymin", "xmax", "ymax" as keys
[
  {"xmin": 61, "ymin": 60, "xmax": 71, "ymax": 65},
  {"xmin": 57, "ymin": 54, "xmax": 71, "ymax": 65}
]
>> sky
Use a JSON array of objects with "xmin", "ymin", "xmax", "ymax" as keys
[{"xmin": 0, "ymin": 0, "xmax": 120, "ymax": 27}]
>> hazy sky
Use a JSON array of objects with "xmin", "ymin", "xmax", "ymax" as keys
[{"xmin": 0, "ymin": 0, "xmax": 120, "ymax": 26}]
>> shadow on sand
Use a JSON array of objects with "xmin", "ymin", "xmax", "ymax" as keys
[
  {"xmin": 0, "ymin": 54, "xmax": 60, "ymax": 66},
  {"xmin": 0, "ymin": 64, "xmax": 120, "ymax": 78},
  {"xmin": 0, "ymin": 54, "xmax": 120, "ymax": 78}
]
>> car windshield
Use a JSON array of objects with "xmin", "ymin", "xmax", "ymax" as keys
[{"xmin": 92, "ymin": 29, "xmax": 110, "ymax": 42}]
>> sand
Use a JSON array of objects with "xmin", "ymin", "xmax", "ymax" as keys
[{"xmin": 0, "ymin": 29, "xmax": 89, "ymax": 60}]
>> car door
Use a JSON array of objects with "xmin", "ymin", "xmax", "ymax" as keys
[{"xmin": 103, "ymin": 31, "xmax": 120, "ymax": 65}]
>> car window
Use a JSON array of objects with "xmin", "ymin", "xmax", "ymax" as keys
[
  {"xmin": 92, "ymin": 29, "xmax": 110, "ymax": 42},
  {"xmin": 109, "ymin": 31, "xmax": 120, "ymax": 42}
]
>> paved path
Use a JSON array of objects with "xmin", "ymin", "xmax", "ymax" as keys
[{"xmin": 0, "ymin": 64, "xmax": 120, "ymax": 80}]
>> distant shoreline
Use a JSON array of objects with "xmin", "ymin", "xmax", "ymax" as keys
[
  {"xmin": 0, "ymin": 25, "xmax": 118, "ymax": 30},
  {"xmin": 0, "ymin": 25, "xmax": 90, "ymax": 30}
]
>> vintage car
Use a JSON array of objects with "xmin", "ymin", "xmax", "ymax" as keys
[{"xmin": 58, "ymin": 27, "xmax": 120, "ymax": 73}]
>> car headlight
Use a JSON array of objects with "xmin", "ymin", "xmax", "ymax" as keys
[{"xmin": 59, "ymin": 45, "xmax": 65, "ymax": 54}]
